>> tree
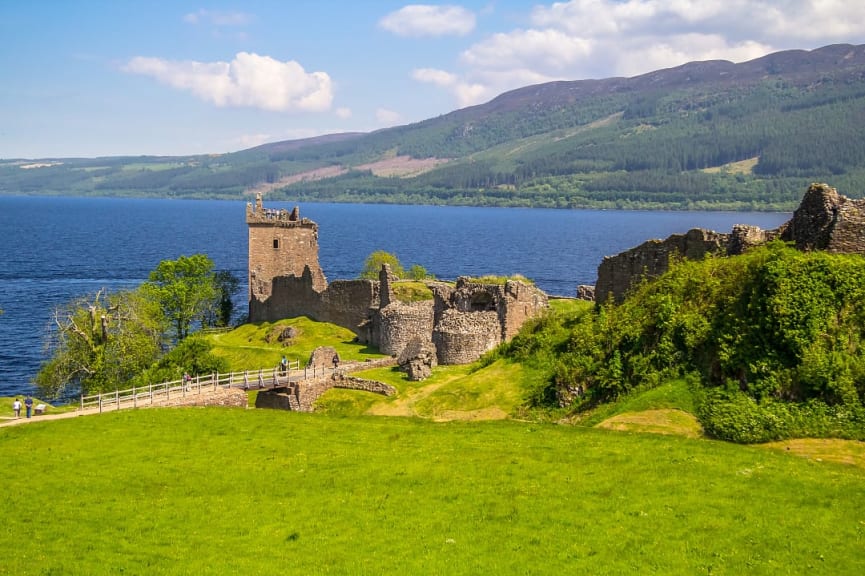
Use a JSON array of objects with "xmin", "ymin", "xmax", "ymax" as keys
[
  {"xmin": 213, "ymin": 270, "xmax": 241, "ymax": 327},
  {"xmin": 35, "ymin": 288, "xmax": 165, "ymax": 398},
  {"xmin": 359, "ymin": 250, "xmax": 405, "ymax": 279},
  {"xmin": 408, "ymin": 264, "xmax": 433, "ymax": 280},
  {"xmin": 144, "ymin": 254, "xmax": 217, "ymax": 341},
  {"xmin": 131, "ymin": 335, "xmax": 229, "ymax": 387}
]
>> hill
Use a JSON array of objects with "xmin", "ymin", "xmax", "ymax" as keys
[{"xmin": 3, "ymin": 43, "xmax": 865, "ymax": 209}]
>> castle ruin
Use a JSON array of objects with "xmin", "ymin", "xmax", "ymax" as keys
[
  {"xmin": 594, "ymin": 183, "xmax": 865, "ymax": 303},
  {"xmin": 246, "ymin": 194, "xmax": 549, "ymax": 364}
]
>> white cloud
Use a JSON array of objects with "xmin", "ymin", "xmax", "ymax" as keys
[
  {"xmin": 414, "ymin": 0, "xmax": 865, "ymax": 110},
  {"xmin": 376, "ymin": 108, "xmax": 403, "ymax": 125},
  {"xmin": 461, "ymin": 28, "xmax": 593, "ymax": 72},
  {"xmin": 335, "ymin": 107, "xmax": 352, "ymax": 119},
  {"xmin": 412, "ymin": 67, "xmax": 457, "ymax": 86},
  {"xmin": 123, "ymin": 52, "xmax": 333, "ymax": 112},
  {"xmin": 183, "ymin": 9, "xmax": 252, "ymax": 27},
  {"xmin": 379, "ymin": 4, "xmax": 476, "ymax": 37}
]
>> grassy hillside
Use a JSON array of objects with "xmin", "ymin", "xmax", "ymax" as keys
[
  {"xmin": 4, "ymin": 44, "xmax": 865, "ymax": 209},
  {"xmin": 2, "ymin": 409, "xmax": 864, "ymax": 574}
]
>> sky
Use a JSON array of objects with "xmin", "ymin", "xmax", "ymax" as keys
[{"xmin": 2, "ymin": 1, "xmax": 864, "ymax": 159}]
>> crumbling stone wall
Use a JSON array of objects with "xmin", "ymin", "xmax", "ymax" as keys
[
  {"xmin": 596, "ymin": 228, "xmax": 728, "ymax": 304},
  {"xmin": 317, "ymin": 279, "xmax": 380, "ymax": 335},
  {"xmin": 256, "ymin": 357, "xmax": 398, "ymax": 412},
  {"xmin": 433, "ymin": 309, "xmax": 501, "ymax": 364},
  {"xmin": 376, "ymin": 301, "xmax": 435, "ymax": 356},
  {"xmin": 250, "ymin": 267, "xmax": 323, "ymax": 322},
  {"xmin": 425, "ymin": 277, "xmax": 548, "ymax": 364},
  {"xmin": 500, "ymin": 280, "xmax": 549, "ymax": 341},
  {"xmin": 781, "ymin": 183, "xmax": 865, "ymax": 253},
  {"xmin": 157, "ymin": 387, "xmax": 248, "ymax": 409},
  {"xmin": 595, "ymin": 183, "xmax": 863, "ymax": 304}
]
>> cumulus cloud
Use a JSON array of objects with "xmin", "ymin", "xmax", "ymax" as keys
[
  {"xmin": 379, "ymin": 4, "xmax": 475, "ymax": 37},
  {"xmin": 335, "ymin": 107, "xmax": 352, "ymax": 119},
  {"xmin": 412, "ymin": 67, "xmax": 457, "ymax": 86},
  {"xmin": 123, "ymin": 52, "xmax": 333, "ymax": 112},
  {"xmin": 415, "ymin": 0, "xmax": 865, "ymax": 108}
]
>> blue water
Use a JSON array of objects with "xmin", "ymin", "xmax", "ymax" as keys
[{"xmin": 0, "ymin": 196, "xmax": 790, "ymax": 397}]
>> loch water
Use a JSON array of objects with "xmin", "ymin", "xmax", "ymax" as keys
[{"xmin": 0, "ymin": 195, "xmax": 790, "ymax": 398}]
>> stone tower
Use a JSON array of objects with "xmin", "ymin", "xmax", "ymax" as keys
[{"xmin": 246, "ymin": 194, "xmax": 327, "ymax": 320}]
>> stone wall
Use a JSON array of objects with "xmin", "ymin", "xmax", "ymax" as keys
[
  {"xmin": 250, "ymin": 267, "xmax": 323, "ymax": 322},
  {"xmin": 781, "ymin": 182, "xmax": 865, "ymax": 253},
  {"xmin": 318, "ymin": 279, "xmax": 380, "ymax": 336},
  {"xmin": 156, "ymin": 387, "xmax": 248, "ymax": 409},
  {"xmin": 256, "ymin": 357, "xmax": 398, "ymax": 412},
  {"xmin": 433, "ymin": 309, "xmax": 501, "ymax": 364},
  {"xmin": 375, "ymin": 301, "xmax": 435, "ymax": 356},
  {"xmin": 595, "ymin": 183, "xmax": 863, "ymax": 304},
  {"xmin": 596, "ymin": 228, "xmax": 728, "ymax": 304},
  {"xmin": 500, "ymin": 280, "xmax": 550, "ymax": 340}
]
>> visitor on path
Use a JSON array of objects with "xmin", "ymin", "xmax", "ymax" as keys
[
  {"xmin": 281, "ymin": 356, "xmax": 288, "ymax": 375},
  {"xmin": 184, "ymin": 372, "xmax": 191, "ymax": 391},
  {"xmin": 24, "ymin": 396, "xmax": 33, "ymax": 418},
  {"xmin": 332, "ymin": 354, "xmax": 340, "ymax": 370},
  {"xmin": 12, "ymin": 398, "xmax": 21, "ymax": 418}
]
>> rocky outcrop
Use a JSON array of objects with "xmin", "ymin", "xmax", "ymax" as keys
[{"xmin": 595, "ymin": 183, "xmax": 863, "ymax": 304}]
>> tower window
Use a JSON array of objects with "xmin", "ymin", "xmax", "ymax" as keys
[{"xmin": 273, "ymin": 239, "xmax": 279, "ymax": 249}]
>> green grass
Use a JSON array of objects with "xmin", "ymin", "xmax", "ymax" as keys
[
  {"xmin": 391, "ymin": 280, "xmax": 434, "ymax": 302},
  {"xmin": 315, "ymin": 360, "xmax": 525, "ymax": 420},
  {"xmin": 1, "ymin": 409, "xmax": 863, "ymax": 574},
  {"xmin": 205, "ymin": 316, "xmax": 386, "ymax": 370},
  {"xmin": 577, "ymin": 379, "xmax": 700, "ymax": 427},
  {"xmin": 1, "ymin": 396, "xmax": 78, "ymax": 419}
]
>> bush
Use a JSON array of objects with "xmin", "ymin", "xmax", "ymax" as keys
[{"xmin": 697, "ymin": 388, "xmax": 865, "ymax": 443}]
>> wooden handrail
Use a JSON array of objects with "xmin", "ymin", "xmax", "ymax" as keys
[{"xmin": 79, "ymin": 360, "xmax": 302, "ymax": 413}]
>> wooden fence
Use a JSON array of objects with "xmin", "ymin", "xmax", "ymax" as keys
[{"xmin": 76, "ymin": 360, "xmax": 351, "ymax": 413}]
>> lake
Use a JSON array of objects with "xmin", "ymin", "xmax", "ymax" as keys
[{"xmin": 0, "ymin": 195, "xmax": 790, "ymax": 397}]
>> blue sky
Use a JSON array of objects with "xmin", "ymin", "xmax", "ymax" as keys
[{"xmin": 2, "ymin": 1, "xmax": 863, "ymax": 158}]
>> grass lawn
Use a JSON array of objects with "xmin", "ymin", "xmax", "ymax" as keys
[
  {"xmin": 205, "ymin": 316, "xmax": 387, "ymax": 370},
  {"xmin": 2, "ymin": 409, "xmax": 864, "ymax": 575}
]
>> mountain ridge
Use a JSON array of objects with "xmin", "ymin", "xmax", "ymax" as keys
[{"xmin": 3, "ymin": 43, "xmax": 865, "ymax": 210}]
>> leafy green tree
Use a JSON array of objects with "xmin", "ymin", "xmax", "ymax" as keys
[
  {"xmin": 360, "ymin": 250, "xmax": 405, "ymax": 279},
  {"xmin": 144, "ymin": 254, "xmax": 217, "ymax": 341},
  {"xmin": 203, "ymin": 270, "xmax": 241, "ymax": 327},
  {"xmin": 407, "ymin": 264, "xmax": 433, "ymax": 281},
  {"xmin": 131, "ymin": 335, "xmax": 229, "ymax": 386},
  {"xmin": 35, "ymin": 288, "xmax": 165, "ymax": 398}
]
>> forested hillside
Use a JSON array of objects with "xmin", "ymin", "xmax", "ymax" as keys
[{"xmin": 3, "ymin": 43, "xmax": 865, "ymax": 210}]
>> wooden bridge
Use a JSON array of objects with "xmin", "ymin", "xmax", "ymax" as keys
[{"xmin": 77, "ymin": 360, "xmax": 343, "ymax": 413}]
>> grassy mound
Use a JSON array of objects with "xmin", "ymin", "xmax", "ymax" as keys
[{"xmin": 205, "ymin": 316, "xmax": 386, "ymax": 370}]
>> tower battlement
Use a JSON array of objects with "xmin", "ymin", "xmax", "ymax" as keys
[
  {"xmin": 247, "ymin": 194, "xmax": 327, "ymax": 311},
  {"xmin": 246, "ymin": 193, "xmax": 317, "ymax": 229}
]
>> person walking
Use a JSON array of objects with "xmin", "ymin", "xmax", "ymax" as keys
[
  {"xmin": 12, "ymin": 398, "xmax": 21, "ymax": 418},
  {"xmin": 24, "ymin": 396, "xmax": 33, "ymax": 418}
]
